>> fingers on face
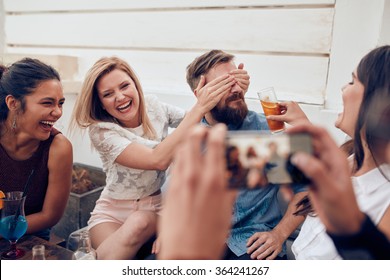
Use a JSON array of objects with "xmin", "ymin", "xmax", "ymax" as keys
[
  {"xmin": 229, "ymin": 64, "xmax": 248, "ymax": 75},
  {"xmin": 232, "ymin": 74, "xmax": 250, "ymax": 87},
  {"xmin": 208, "ymin": 80, "xmax": 236, "ymax": 100},
  {"xmin": 231, "ymin": 72, "xmax": 249, "ymax": 79},
  {"xmin": 207, "ymin": 74, "xmax": 234, "ymax": 88},
  {"xmin": 213, "ymin": 75, "xmax": 235, "ymax": 89},
  {"xmin": 195, "ymin": 75, "xmax": 206, "ymax": 93},
  {"xmin": 236, "ymin": 79, "xmax": 250, "ymax": 89}
]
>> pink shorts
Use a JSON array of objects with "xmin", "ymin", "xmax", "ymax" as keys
[{"xmin": 88, "ymin": 193, "xmax": 162, "ymax": 230}]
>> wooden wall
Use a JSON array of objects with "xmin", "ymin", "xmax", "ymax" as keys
[
  {"xmin": 3, "ymin": 0, "xmax": 336, "ymax": 104},
  {"xmin": 1, "ymin": 0, "xmax": 388, "ymax": 166}
]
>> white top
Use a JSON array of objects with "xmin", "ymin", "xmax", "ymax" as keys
[
  {"xmin": 292, "ymin": 164, "xmax": 390, "ymax": 260},
  {"xmin": 88, "ymin": 95, "xmax": 185, "ymax": 200}
]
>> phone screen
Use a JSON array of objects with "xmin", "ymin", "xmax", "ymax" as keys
[{"xmin": 225, "ymin": 131, "xmax": 312, "ymax": 189}]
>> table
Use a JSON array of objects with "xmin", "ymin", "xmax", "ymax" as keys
[{"xmin": 0, "ymin": 235, "xmax": 74, "ymax": 260}]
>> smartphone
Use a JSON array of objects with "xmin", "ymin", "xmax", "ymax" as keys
[{"xmin": 225, "ymin": 131, "xmax": 312, "ymax": 189}]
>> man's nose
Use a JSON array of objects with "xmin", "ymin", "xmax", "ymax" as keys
[{"xmin": 231, "ymin": 82, "xmax": 243, "ymax": 93}]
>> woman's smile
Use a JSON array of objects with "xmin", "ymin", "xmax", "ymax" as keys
[{"xmin": 117, "ymin": 99, "xmax": 133, "ymax": 112}]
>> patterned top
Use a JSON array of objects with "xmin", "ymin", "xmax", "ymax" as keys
[{"xmin": 89, "ymin": 95, "xmax": 185, "ymax": 200}]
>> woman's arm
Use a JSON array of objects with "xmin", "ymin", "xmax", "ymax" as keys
[
  {"xmin": 266, "ymin": 101, "xmax": 310, "ymax": 126},
  {"xmin": 25, "ymin": 134, "xmax": 73, "ymax": 234},
  {"xmin": 115, "ymin": 74, "xmax": 235, "ymax": 170}
]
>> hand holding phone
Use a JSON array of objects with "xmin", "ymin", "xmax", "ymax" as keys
[{"xmin": 225, "ymin": 131, "xmax": 312, "ymax": 189}]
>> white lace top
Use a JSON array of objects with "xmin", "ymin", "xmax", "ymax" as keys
[{"xmin": 88, "ymin": 95, "xmax": 185, "ymax": 200}]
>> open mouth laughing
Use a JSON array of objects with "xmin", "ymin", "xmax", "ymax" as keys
[
  {"xmin": 39, "ymin": 120, "xmax": 56, "ymax": 130},
  {"xmin": 117, "ymin": 99, "xmax": 133, "ymax": 112}
]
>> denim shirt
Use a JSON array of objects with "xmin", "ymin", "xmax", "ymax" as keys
[{"xmin": 202, "ymin": 111, "xmax": 302, "ymax": 257}]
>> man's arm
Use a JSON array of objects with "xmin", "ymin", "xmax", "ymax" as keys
[{"xmin": 246, "ymin": 191, "xmax": 306, "ymax": 260}]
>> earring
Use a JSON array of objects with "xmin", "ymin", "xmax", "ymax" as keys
[{"xmin": 11, "ymin": 116, "xmax": 17, "ymax": 131}]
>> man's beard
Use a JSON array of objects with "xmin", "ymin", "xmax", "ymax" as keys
[{"xmin": 210, "ymin": 95, "xmax": 248, "ymax": 127}]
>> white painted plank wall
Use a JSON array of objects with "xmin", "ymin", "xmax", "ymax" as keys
[
  {"xmin": 3, "ymin": 0, "xmax": 388, "ymax": 166},
  {"xmin": 1, "ymin": 0, "xmax": 337, "ymax": 166},
  {"xmin": 4, "ymin": 0, "xmax": 335, "ymax": 106},
  {"xmin": 0, "ymin": 1, "xmax": 4, "ymax": 53},
  {"xmin": 3, "ymin": 47, "xmax": 328, "ymax": 104},
  {"xmin": 4, "ymin": 0, "xmax": 335, "ymax": 12},
  {"xmin": 325, "ymin": 0, "xmax": 387, "ymax": 111},
  {"xmin": 6, "ymin": 9, "xmax": 334, "ymax": 54}
]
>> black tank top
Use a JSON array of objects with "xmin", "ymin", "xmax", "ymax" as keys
[{"xmin": 0, "ymin": 128, "xmax": 61, "ymax": 215}]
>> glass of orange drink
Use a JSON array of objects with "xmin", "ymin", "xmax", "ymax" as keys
[{"xmin": 257, "ymin": 87, "xmax": 285, "ymax": 133}]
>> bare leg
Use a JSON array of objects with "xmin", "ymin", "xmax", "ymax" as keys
[{"xmin": 90, "ymin": 210, "xmax": 157, "ymax": 259}]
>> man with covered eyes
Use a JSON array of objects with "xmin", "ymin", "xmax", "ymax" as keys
[{"xmin": 185, "ymin": 50, "xmax": 307, "ymax": 260}]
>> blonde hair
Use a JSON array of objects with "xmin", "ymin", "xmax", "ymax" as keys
[{"xmin": 70, "ymin": 57, "xmax": 156, "ymax": 139}]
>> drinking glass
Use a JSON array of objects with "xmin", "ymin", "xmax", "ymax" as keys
[
  {"xmin": 32, "ymin": 244, "xmax": 46, "ymax": 260},
  {"xmin": 257, "ymin": 87, "xmax": 285, "ymax": 133},
  {"xmin": 66, "ymin": 230, "xmax": 81, "ymax": 252},
  {"xmin": 72, "ymin": 230, "xmax": 97, "ymax": 260},
  {"xmin": 0, "ymin": 191, "xmax": 28, "ymax": 259}
]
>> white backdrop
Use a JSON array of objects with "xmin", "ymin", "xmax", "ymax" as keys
[{"xmin": 1, "ymin": 0, "xmax": 389, "ymax": 167}]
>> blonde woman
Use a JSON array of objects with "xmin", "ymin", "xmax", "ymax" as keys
[{"xmin": 70, "ymin": 56, "xmax": 245, "ymax": 259}]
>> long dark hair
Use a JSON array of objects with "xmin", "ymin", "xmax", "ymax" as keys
[
  {"xmin": 0, "ymin": 58, "xmax": 60, "ymax": 125},
  {"xmin": 294, "ymin": 45, "xmax": 390, "ymax": 216},
  {"xmin": 354, "ymin": 45, "xmax": 390, "ymax": 171}
]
